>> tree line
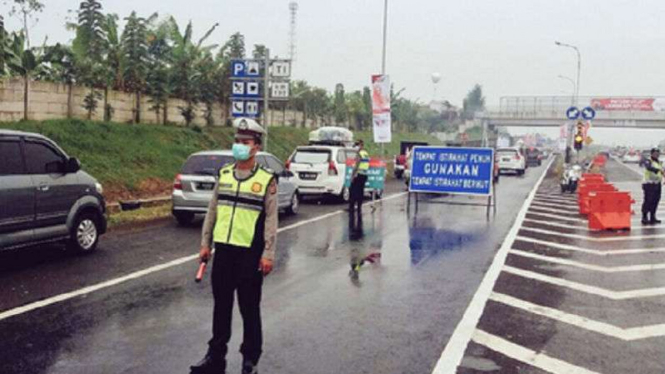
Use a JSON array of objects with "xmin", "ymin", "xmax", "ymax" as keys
[{"xmin": 0, "ymin": 0, "xmax": 485, "ymax": 133}]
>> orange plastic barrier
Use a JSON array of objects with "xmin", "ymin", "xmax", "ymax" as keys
[
  {"xmin": 581, "ymin": 173, "xmax": 605, "ymax": 183},
  {"xmin": 592, "ymin": 155, "xmax": 608, "ymax": 168},
  {"xmin": 578, "ymin": 183, "xmax": 616, "ymax": 215},
  {"xmin": 588, "ymin": 191, "xmax": 634, "ymax": 231}
]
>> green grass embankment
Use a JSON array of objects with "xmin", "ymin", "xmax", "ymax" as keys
[{"xmin": 0, "ymin": 119, "xmax": 440, "ymax": 200}]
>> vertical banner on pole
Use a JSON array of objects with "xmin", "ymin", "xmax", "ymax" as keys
[
  {"xmin": 371, "ymin": 75, "xmax": 392, "ymax": 143},
  {"xmin": 558, "ymin": 123, "xmax": 568, "ymax": 152}
]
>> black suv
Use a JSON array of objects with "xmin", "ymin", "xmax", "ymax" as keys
[{"xmin": 0, "ymin": 130, "xmax": 107, "ymax": 253}]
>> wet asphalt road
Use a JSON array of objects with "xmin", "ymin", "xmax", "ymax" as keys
[
  {"xmin": 456, "ymin": 157, "xmax": 665, "ymax": 374},
  {"xmin": 0, "ymin": 171, "xmax": 546, "ymax": 374}
]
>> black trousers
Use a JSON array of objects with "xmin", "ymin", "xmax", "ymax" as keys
[
  {"xmin": 349, "ymin": 174, "xmax": 368, "ymax": 214},
  {"xmin": 208, "ymin": 244, "xmax": 264, "ymax": 366},
  {"xmin": 642, "ymin": 183, "xmax": 662, "ymax": 220}
]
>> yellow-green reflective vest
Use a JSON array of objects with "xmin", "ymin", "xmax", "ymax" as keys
[
  {"xmin": 644, "ymin": 160, "xmax": 663, "ymax": 184},
  {"xmin": 213, "ymin": 164, "xmax": 274, "ymax": 248},
  {"xmin": 358, "ymin": 150, "xmax": 370, "ymax": 174}
]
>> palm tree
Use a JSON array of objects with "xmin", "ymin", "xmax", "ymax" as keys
[
  {"xmin": 167, "ymin": 17, "xmax": 218, "ymax": 126},
  {"xmin": 121, "ymin": 11, "xmax": 151, "ymax": 123},
  {"xmin": 0, "ymin": 15, "xmax": 7, "ymax": 76},
  {"xmin": 6, "ymin": 32, "xmax": 45, "ymax": 120},
  {"xmin": 38, "ymin": 43, "xmax": 77, "ymax": 117},
  {"xmin": 72, "ymin": 0, "xmax": 106, "ymax": 120},
  {"xmin": 146, "ymin": 19, "xmax": 172, "ymax": 124}
]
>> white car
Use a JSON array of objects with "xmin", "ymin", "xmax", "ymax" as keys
[
  {"xmin": 287, "ymin": 145, "xmax": 357, "ymax": 202},
  {"xmin": 622, "ymin": 151, "xmax": 641, "ymax": 163},
  {"xmin": 496, "ymin": 147, "xmax": 527, "ymax": 175}
]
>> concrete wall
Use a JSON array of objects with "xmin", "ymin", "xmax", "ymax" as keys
[{"xmin": 0, "ymin": 78, "xmax": 318, "ymax": 128}]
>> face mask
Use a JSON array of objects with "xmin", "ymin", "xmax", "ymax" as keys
[{"xmin": 232, "ymin": 143, "xmax": 252, "ymax": 161}]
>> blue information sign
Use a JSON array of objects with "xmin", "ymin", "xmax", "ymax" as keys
[
  {"xmin": 409, "ymin": 147, "xmax": 494, "ymax": 196},
  {"xmin": 566, "ymin": 106, "xmax": 580, "ymax": 120},
  {"xmin": 581, "ymin": 106, "xmax": 596, "ymax": 120}
]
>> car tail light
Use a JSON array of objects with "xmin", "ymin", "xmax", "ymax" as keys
[
  {"xmin": 173, "ymin": 174, "xmax": 183, "ymax": 190},
  {"xmin": 514, "ymin": 154, "xmax": 520, "ymax": 160},
  {"xmin": 285, "ymin": 160, "xmax": 291, "ymax": 170},
  {"xmin": 328, "ymin": 161, "xmax": 338, "ymax": 176}
]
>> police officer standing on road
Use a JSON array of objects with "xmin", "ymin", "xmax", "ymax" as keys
[
  {"xmin": 642, "ymin": 147, "xmax": 664, "ymax": 225},
  {"xmin": 349, "ymin": 140, "xmax": 370, "ymax": 220},
  {"xmin": 191, "ymin": 118, "xmax": 277, "ymax": 374}
]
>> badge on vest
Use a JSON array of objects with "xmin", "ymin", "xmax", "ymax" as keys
[{"xmin": 251, "ymin": 182, "xmax": 263, "ymax": 193}]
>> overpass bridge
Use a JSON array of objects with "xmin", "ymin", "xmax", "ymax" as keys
[{"xmin": 480, "ymin": 96, "xmax": 665, "ymax": 128}]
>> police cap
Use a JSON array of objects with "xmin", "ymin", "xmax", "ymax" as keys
[
  {"xmin": 233, "ymin": 118, "xmax": 266, "ymax": 142},
  {"xmin": 652, "ymin": 147, "xmax": 660, "ymax": 154}
]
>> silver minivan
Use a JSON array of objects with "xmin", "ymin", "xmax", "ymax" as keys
[
  {"xmin": 0, "ymin": 130, "xmax": 107, "ymax": 253},
  {"xmin": 172, "ymin": 150, "xmax": 299, "ymax": 225}
]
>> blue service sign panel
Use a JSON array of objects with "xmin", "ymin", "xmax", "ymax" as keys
[
  {"xmin": 566, "ymin": 106, "xmax": 580, "ymax": 120},
  {"xmin": 582, "ymin": 106, "xmax": 596, "ymax": 120},
  {"xmin": 409, "ymin": 147, "xmax": 494, "ymax": 196}
]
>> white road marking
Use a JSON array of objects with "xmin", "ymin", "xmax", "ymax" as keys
[
  {"xmin": 503, "ymin": 265, "xmax": 665, "ymax": 300},
  {"xmin": 489, "ymin": 292, "xmax": 665, "ymax": 341},
  {"xmin": 520, "ymin": 226, "xmax": 665, "ymax": 242},
  {"xmin": 523, "ymin": 218, "xmax": 662, "ymax": 232},
  {"xmin": 531, "ymin": 201, "xmax": 578, "ymax": 210},
  {"xmin": 509, "ymin": 249, "xmax": 665, "ymax": 272},
  {"xmin": 515, "ymin": 236, "xmax": 665, "ymax": 256},
  {"xmin": 531, "ymin": 202, "xmax": 579, "ymax": 211},
  {"xmin": 0, "ymin": 192, "xmax": 408, "ymax": 322},
  {"xmin": 535, "ymin": 193, "xmax": 577, "ymax": 200},
  {"xmin": 529, "ymin": 206, "xmax": 581, "ymax": 217},
  {"xmin": 470, "ymin": 329, "xmax": 601, "ymax": 374},
  {"xmin": 523, "ymin": 218, "xmax": 589, "ymax": 231},
  {"xmin": 525, "ymin": 211, "xmax": 586, "ymax": 223},
  {"xmin": 431, "ymin": 158, "xmax": 553, "ymax": 374},
  {"xmin": 533, "ymin": 195, "xmax": 578, "ymax": 203}
]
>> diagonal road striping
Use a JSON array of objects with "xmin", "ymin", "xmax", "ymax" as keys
[
  {"xmin": 503, "ymin": 265, "xmax": 665, "ymax": 300},
  {"xmin": 515, "ymin": 236, "xmax": 665, "ymax": 256},
  {"xmin": 509, "ymin": 249, "xmax": 665, "ymax": 272},
  {"xmin": 439, "ymin": 159, "xmax": 665, "ymax": 374},
  {"xmin": 470, "ymin": 329, "xmax": 601, "ymax": 374},
  {"xmin": 489, "ymin": 292, "xmax": 665, "ymax": 341}
]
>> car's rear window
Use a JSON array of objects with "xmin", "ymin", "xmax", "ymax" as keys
[
  {"xmin": 497, "ymin": 149, "xmax": 517, "ymax": 157},
  {"xmin": 292, "ymin": 149, "xmax": 331, "ymax": 164},
  {"xmin": 181, "ymin": 155, "xmax": 233, "ymax": 175}
]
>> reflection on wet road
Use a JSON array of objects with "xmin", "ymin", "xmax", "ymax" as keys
[{"xmin": 0, "ymin": 169, "xmax": 545, "ymax": 374}]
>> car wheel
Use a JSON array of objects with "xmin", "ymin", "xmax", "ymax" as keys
[
  {"xmin": 287, "ymin": 192, "xmax": 300, "ymax": 215},
  {"xmin": 339, "ymin": 187, "xmax": 351, "ymax": 203},
  {"xmin": 374, "ymin": 190, "xmax": 383, "ymax": 199},
  {"xmin": 174, "ymin": 211, "xmax": 195, "ymax": 226},
  {"xmin": 68, "ymin": 212, "xmax": 101, "ymax": 253}
]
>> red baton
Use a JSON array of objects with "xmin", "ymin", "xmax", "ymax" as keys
[{"xmin": 195, "ymin": 261, "xmax": 208, "ymax": 283}]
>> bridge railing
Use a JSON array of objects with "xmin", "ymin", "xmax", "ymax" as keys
[
  {"xmin": 499, "ymin": 96, "xmax": 665, "ymax": 113},
  {"xmin": 482, "ymin": 110, "xmax": 665, "ymax": 121}
]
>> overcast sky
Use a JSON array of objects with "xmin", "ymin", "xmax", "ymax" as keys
[{"xmin": 3, "ymin": 0, "xmax": 665, "ymax": 146}]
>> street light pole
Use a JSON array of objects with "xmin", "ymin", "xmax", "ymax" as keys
[
  {"xmin": 555, "ymin": 41, "xmax": 581, "ymax": 106},
  {"xmin": 381, "ymin": 0, "xmax": 389, "ymax": 75},
  {"xmin": 558, "ymin": 75, "xmax": 576, "ymax": 106},
  {"xmin": 379, "ymin": 0, "xmax": 389, "ymax": 158},
  {"xmin": 555, "ymin": 41, "xmax": 581, "ymax": 165}
]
